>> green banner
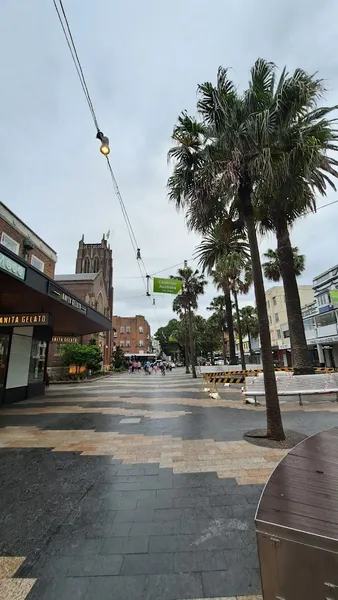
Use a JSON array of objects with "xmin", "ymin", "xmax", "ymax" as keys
[
  {"xmin": 330, "ymin": 290, "xmax": 338, "ymax": 303},
  {"xmin": 153, "ymin": 277, "xmax": 182, "ymax": 294}
]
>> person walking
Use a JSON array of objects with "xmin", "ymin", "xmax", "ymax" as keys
[{"xmin": 153, "ymin": 361, "xmax": 158, "ymax": 374}]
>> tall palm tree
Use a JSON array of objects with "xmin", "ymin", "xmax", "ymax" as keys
[
  {"xmin": 195, "ymin": 221, "xmax": 249, "ymax": 364},
  {"xmin": 175, "ymin": 267, "xmax": 206, "ymax": 378},
  {"xmin": 207, "ymin": 296, "xmax": 228, "ymax": 364},
  {"xmin": 168, "ymin": 59, "xmax": 338, "ymax": 440},
  {"xmin": 239, "ymin": 305, "xmax": 259, "ymax": 360},
  {"xmin": 220, "ymin": 253, "xmax": 252, "ymax": 370},
  {"xmin": 172, "ymin": 295, "xmax": 190, "ymax": 374},
  {"xmin": 263, "ymin": 248, "xmax": 305, "ymax": 282}
]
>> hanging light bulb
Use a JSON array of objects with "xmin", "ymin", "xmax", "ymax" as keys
[
  {"xmin": 136, "ymin": 248, "xmax": 141, "ymax": 260},
  {"xmin": 96, "ymin": 131, "xmax": 110, "ymax": 155}
]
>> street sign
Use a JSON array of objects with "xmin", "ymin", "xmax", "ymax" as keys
[{"xmin": 153, "ymin": 277, "xmax": 182, "ymax": 294}]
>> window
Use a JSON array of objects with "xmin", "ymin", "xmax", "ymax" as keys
[
  {"xmin": 29, "ymin": 340, "xmax": 47, "ymax": 383},
  {"xmin": 0, "ymin": 333, "xmax": 10, "ymax": 387},
  {"xmin": 31, "ymin": 254, "xmax": 44, "ymax": 272},
  {"xmin": 272, "ymin": 296, "xmax": 276, "ymax": 306},
  {"xmin": 83, "ymin": 256, "xmax": 90, "ymax": 273},
  {"xmin": 303, "ymin": 318, "xmax": 315, "ymax": 331},
  {"xmin": 1, "ymin": 231, "xmax": 19, "ymax": 255},
  {"xmin": 120, "ymin": 326, "xmax": 125, "ymax": 333},
  {"xmin": 139, "ymin": 340, "xmax": 144, "ymax": 347},
  {"xmin": 126, "ymin": 326, "xmax": 130, "ymax": 333},
  {"xmin": 267, "ymin": 300, "xmax": 270, "ymax": 309},
  {"xmin": 120, "ymin": 340, "xmax": 125, "ymax": 347},
  {"xmin": 93, "ymin": 256, "xmax": 100, "ymax": 272},
  {"xmin": 275, "ymin": 313, "xmax": 279, "ymax": 323},
  {"xmin": 126, "ymin": 340, "xmax": 131, "ymax": 347},
  {"xmin": 315, "ymin": 311, "xmax": 337, "ymax": 328},
  {"xmin": 113, "ymin": 331, "xmax": 117, "ymax": 338},
  {"xmin": 269, "ymin": 316, "xmax": 272, "ymax": 325},
  {"xmin": 277, "ymin": 330, "xmax": 281, "ymax": 339},
  {"xmin": 138, "ymin": 326, "xmax": 143, "ymax": 333},
  {"xmin": 283, "ymin": 330, "xmax": 290, "ymax": 339}
]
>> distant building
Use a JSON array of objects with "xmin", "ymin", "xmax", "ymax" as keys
[
  {"xmin": 48, "ymin": 235, "xmax": 113, "ymax": 371},
  {"xmin": 113, "ymin": 315, "xmax": 152, "ymax": 359},
  {"xmin": 302, "ymin": 265, "xmax": 338, "ymax": 367},
  {"xmin": 265, "ymin": 285, "xmax": 314, "ymax": 366}
]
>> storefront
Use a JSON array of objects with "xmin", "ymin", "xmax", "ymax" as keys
[{"xmin": 0, "ymin": 246, "xmax": 112, "ymax": 404}]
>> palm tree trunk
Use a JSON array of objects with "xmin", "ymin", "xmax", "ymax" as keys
[
  {"xmin": 240, "ymin": 184, "xmax": 285, "ymax": 440},
  {"xmin": 247, "ymin": 331, "xmax": 253, "ymax": 361},
  {"xmin": 221, "ymin": 325, "xmax": 227, "ymax": 364},
  {"xmin": 184, "ymin": 309, "xmax": 190, "ymax": 374},
  {"xmin": 188, "ymin": 303, "xmax": 197, "ymax": 378},
  {"xmin": 233, "ymin": 289, "xmax": 246, "ymax": 370},
  {"xmin": 276, "ymin": 221, "xmax": 314, "ymax": 375},
  {"xmin": 222, "ymin": 284, "xmax": 236, "ymax": 364}
]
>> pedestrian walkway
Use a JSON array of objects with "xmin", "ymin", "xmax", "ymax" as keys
[{"xmin": 1, "ymin": 369, "xmax": 338, "ymax": 599}]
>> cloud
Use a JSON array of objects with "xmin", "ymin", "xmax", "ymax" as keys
[{"xmin": 1, "ymin": 0, "xmax": 338, "ymax": 334}]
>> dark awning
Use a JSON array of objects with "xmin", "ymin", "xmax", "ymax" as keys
[{"xmin": 0, "ymin": 246, "xmax": 111, "ymax": 336}]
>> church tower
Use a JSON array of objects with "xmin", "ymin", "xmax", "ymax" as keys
[{"xmin": 76, "ymin": 234, "xmax": 113, "ymax": 316}]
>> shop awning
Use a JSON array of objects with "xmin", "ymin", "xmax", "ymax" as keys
[{"xmin": 0, "ymin": 246, "xmax": 111, "ymax": 336}]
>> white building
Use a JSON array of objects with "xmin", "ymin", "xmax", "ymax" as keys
[{"xmin": 302, "ymin": 265, "xmax": 338, "ymax": 367}]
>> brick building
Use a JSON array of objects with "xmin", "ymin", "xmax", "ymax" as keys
[
  {"xmin": 48, "ymin": 235, "xmax": 113, "ymax": 370},
  {"xmin": 0, "ymin": 205, "xmax": 111, "ymax": 402},
  {"xmin": 112, "ymin": 315, "xmax": 152, "ymax": 357},
  {"xmin": 0, "ymin": 201, "xmax": 57, "ymax": 277}
]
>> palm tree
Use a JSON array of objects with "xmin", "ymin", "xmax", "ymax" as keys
[
  {"xmin": 263, "ymin": 248, "xmax": 305, "ymax": 282},
  {"xmin": 220, "ymin": 253, "xmax": 252, "ymax": 370},
  {"xmin": 175, "ymin": 266, "xmax": 207, "ymax": 378},
  {"xmin": 195, "ymin": 221, "xmax": 249, "ymax": 364},
  {"xmin": 172, "ymin": 295, "xmax": 190, "ymax": 374},
  {"xmin": 239, "ymin": 306, "xmax": 259, "ymax": 360},
  {"xmin": 207, "ymin": 296, "xmax": 228, "ymax": 364}
]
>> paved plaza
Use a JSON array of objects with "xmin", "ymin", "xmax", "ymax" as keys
[{"xmin": 1, "ymin": 370, "xmax": 338, "ymax": 599}]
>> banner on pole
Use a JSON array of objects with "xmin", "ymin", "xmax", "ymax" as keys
[{"xmin": 153, "ymin": 277, "xmax": 182, "ymax": 294}]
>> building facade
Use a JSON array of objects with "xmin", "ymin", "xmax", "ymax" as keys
[
  {"xmin": 0, "ymin": 202, "xmax": 57, "ymax": 278},
  {"xmin": 113, "ymin": 315, "xmax": 152, "ymax": 358},
  {"xmin": 0, "ymin": 209, "xmax": 111, "ymax": 403},
  {"xmin": 302, "ymin": 265, "xmax": 338, "ymax": 367},
  {"xmin": 265, "ymin": 285, "xmax": 314, "ymax": 366},
  {"xmin": 48, "ymin": 235, "xmax": 113, "ymax": 370}
]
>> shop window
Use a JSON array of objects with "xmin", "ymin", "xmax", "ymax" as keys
[
  {"xmin": 0, "ymin": 334, "xmax": 10, "ymax": 387},
  {"xmin": 29, "ymin": 340, "xmax": 47, "ymax": 383},
  {"xmin": 31, "ymin": 254, "xmax": 44, "ymax": 272},
  {"xmin": 1, "ymin": 231, "xmax": 20, "ymax": 255}
]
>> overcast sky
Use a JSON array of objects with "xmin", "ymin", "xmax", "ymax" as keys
[{"xmin": 1, "ymin": 0, "xmax": 338, "ymax": 334}]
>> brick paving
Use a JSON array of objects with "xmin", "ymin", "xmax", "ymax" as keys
[{"xmin": 1, "ymin": 370, "xmax": 338, "ymax": 599}]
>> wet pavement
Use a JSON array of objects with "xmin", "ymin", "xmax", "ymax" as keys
[{"xmin": 1, "ymin": 369, "xmax": 338, "ymax": 599}]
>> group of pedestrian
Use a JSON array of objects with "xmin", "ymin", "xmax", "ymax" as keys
[{"xmin": 126, "ymin": 360, "xmax": 170, "ymax": 375}]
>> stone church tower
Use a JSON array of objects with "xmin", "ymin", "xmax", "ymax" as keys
[
  {"xmin": 76, "ymin": 234, "xmax": 113, "ymax": 317},
  {"xmin": 76, "ymin": 234, "xmax": 113, "ymax": 365}
]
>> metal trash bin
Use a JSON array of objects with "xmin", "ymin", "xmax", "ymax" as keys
[{"xmin": 255, "ymin": 427, "xmax": 338, "ymax": 600}]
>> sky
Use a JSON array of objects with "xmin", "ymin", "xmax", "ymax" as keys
[{"xmin": 1, "ymin": 0, "xmax": 338, "ymax": 335}]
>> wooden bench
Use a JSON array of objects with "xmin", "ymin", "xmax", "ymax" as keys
[
  {"xmin": 255, "ymin": 427, "xmax": 338, "ymax": 600},
  {"xmin": 244, "ymin": 373, "xmax": 338, "ymax": 406}
]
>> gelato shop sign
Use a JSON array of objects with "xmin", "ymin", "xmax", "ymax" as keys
[{"xmin": 0, "ymin": 313, "xmax": 50, "ymax": 326}]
